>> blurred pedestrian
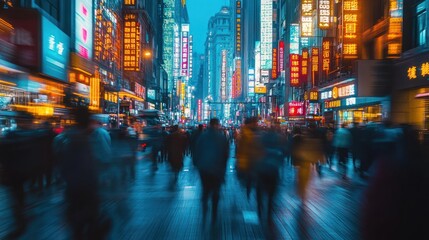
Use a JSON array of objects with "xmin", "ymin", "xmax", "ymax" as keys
[
  {"xmin": 256, "ymin": 124, "xmax": 284, "ymax": 222},
  {"xmin": 53, "ymin": 107, "xmax": 111, "ymax": 239},
  {"xmin": 333, "ymin": 123, "xmax": 352, "ymax": 179},
  {"xmin": 194, "ymin": 118, "xmax": 229, "ymax": 224},
  {"xmin": 165, "ymin": 125, "xmax": 187, "ymax": 183},
  {"xmin": 190, "ymin": 124, "xmax": 204, "ymax": 161},
  {"xmin": 236, "ymin": 117, "xmax": 263, "ymax": 199}
]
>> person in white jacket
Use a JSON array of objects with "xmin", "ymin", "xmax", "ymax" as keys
[{"xmin": 333, "ymin": 123, "xmax": 352, "ymax": 179}]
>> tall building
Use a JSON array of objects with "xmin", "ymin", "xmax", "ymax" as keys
[
  {"xmin": 162, "ymin": 0, "xmax": 176, "ymax": 93},
  {"xmin": 203, "ymin": 6, "xmax": 233, "ymax": 120}
]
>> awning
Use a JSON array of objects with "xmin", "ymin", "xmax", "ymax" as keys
[{"xmin": 119, "ymin": 89, "xmax": 145, "ymax": 102}]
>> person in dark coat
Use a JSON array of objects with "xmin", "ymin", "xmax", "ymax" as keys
[
  {"xmin": 165, "ymin": 125, "xmax": 187, "ymax": 182},
  {"xmin": 194, "ymin": 118, "xmax": 229, "ymax": 223}
]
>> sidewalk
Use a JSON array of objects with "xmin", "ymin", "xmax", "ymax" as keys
[{"xmin": 0, "ymin": 151, "xmax": 368, "ymax": 240}]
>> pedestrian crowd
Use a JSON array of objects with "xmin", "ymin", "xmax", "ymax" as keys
[{"xmin": 1, "ymin": 108, "xmax": 429, "ymax": 239}]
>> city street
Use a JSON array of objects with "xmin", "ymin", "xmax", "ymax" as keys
[{"xmin": 0, "ymin": 146, "xmax": 368, "ymax": 240}]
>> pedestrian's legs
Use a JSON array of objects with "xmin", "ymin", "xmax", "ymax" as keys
[
  {"xmin": 212, "ymin": 182, "xmax": 221, "ymax": 223},
  {"xmin": 338, "ymin": 148, "xmax": 348, "ymax": 178}
]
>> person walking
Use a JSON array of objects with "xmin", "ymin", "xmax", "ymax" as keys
[
  {"xmin": 333, "ymin": 123, "xmax": 352, "ymax": 179},
  {"xmin": 165, "ymin": 125, "xmax": 187, "ymax": 183},
  {"xmin": 194, "ymin": 118, "xmax": 230, "ymax": 224}
]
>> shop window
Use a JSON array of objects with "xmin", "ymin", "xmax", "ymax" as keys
[{"xmin": 416, "ymin": 2, "xmax": 427, "ymax": 46}]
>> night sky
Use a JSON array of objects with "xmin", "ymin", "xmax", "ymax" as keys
[{"xmin": 187, "ymin": 0, "xmax": 229, "ymax": 54}]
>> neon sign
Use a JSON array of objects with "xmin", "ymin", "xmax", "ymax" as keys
[{"xmin": 290, "ymin": 54, "xmax": 301, "ymax": 87}]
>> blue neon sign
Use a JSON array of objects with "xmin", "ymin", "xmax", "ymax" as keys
[{"xmin": 41, "ymin": 16, "xmax": 70, "ymax": 81}]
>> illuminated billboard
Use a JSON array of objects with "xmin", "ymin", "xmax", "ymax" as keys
[
  {"xmin": 290, "ymin": 54, "xmax": 301, "ymax": 87},
  {"xmin": 75, "ymin": 0, "xmax": 93, "ymax": 59},
  {"xmin": 342, "ymin": 0, "xmax": 359, "ymax": 59},
  {"xmin": 387, "ymin": 0, "xmax": 403, "ymax": 58},
  {"xmin": 181, "ymin": 24, "xmax": 190, "ymax": 76},
  {"xmin": 288, "ymin": 101, "xmax": 305, "ymax": 116},
  {"xmin": 189, "ymin": 35, "xmax": 193, "ymax": 78},
  {"xmin": 318, "ymin": 0, "xmax": 331, "ymax": 30},
  {"xmin": 271, "ymin": 48, "xmax": 278, "ymax": 80},
  {"xmin": 235, "ymin": 0, "xmax": 242, "ymax": 56},
  {"xmin": 173, "ymin": 24, "xmax": 180, "ymax": 77},
  {"xmin": 42, "ymin": 16, "xmax": 70, "ymax": 82},
  {"xmin": 260, "ymin": 0, "xmax": 273, "ymax": 69},
  {"xmin": 301, "ymin": 48, "xmax": 309, "ymax": 83},
  {"xmin": 233, "ymin": 58, "xmax": 242, "ymax": 99},
  {"xmin": 322, "ymin": 38, "xmax": 332, "ymax": 73},
  {"xmin": 123, "ymin": 14, "xmax": 140, "ymax": 71},
  {"xmin": 221, "ymin": 50, "xmax": 227, "ymax": 101},
  {"xmin": 290, "ymin": 24, "xmax": 300, "ymax": 54},
  {"xmin": 311, "ymin": 47, "xmax": 319, "ymax": 86},
  {"xmin": 279, "ymin": 40, "xmax": 285, "ymax": 71},
  {"xmin": 301, "ymin": 0, "xmax": 314, "ymax": 37}
]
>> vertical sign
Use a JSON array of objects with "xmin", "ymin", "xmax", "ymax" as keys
[
  {"xmin": 301, "ymin": 0, "xmax": 314, "ymax": 37},
  {"xmin": 181, "ymin": 24, "xmax": 190, "ymax": 76},
  {"xmin": 272, "ymin": 48, "xmax": 278, "ymax": 80},
  {"xmin": 387, "ymin": 0, "xmax": 403, "ymax": 58},
  {"xmin": 279, "ymin": 40, "xmax": 285, "ymax": 71},
  {"xmin": 234, "ymin": 59, "xmax": 242, "ymax": 98},
  {"xmin": 75, "ymin": 0, "xmax": 93, "ymax": 59},
  {"xmin": 173, "ymin": 24, "xmax": 180, "ymax": 78},
  {"xmin": 318, "ymin": 0, "xmax": 331, "ymax": 29},
  {"xmin": 123, "ymin": 14, "xmax": 140, "ymax": 71},
  {"xmin": 235, "ymin": 0, "xmax": 242, "ymax": 56},
  {"xmin": 197, "ymin": 99, "xmax": 202, "ymax": 122},
  {"xmin": 290, "ymin": 23, "xmax": 300, "ymax": 54},
  {"xmin": 189, "ymin": 35, "xmax": 193, "ymax": 78},
  {"xmin": 221, "ymin": 50, "xmax": 227, "ymax": 101},
  {"xmin": 301, "ymin": 48, "xmax": 309, "ymax": 83},
  {"xmin": 260, "ymin": 0, "xmax": 273, "ymax": 69},
  {"xmin": 311, "ymin": 47, "xmax": 319, "ymax": 86},
  {"xmin": 322, "ymin": 38, "xmax": 332, "ymax": 75},
  {"xmin": 290, "ymin": 54, "xmax": 301, "ymax": 87},
  {"xmin": 342, "ymin": 0, "xmax": 359, "ymax": 59}
]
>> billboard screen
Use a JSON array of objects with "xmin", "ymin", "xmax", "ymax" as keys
[{"xmin": 75, "ymin": 0, "xmax": 93, "ymax": 59}]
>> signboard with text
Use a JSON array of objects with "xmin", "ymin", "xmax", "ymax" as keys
[
  {"xmin": 288, "ymin": 101, "xmax": 305, "ymax": 116},
  {"xmin": 290, "ymin": 54, "xmax": 301, "ymax": 87},
  {"xmin": 342, "ymin": 0, "xmax": 359, "ymax": 59},
  {"xmin": 75, "ymin": 0, "xmax": 93, "ymax": 59}
]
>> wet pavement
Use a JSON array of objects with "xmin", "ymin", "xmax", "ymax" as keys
[{"xmin": 0, "ymin": 145, "xmax": 368, "ymax": 240}]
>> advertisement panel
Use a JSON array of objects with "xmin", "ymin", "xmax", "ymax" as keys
[
  {"xmin": 75, "ymin": 0, "xmax": 93, "ymax": 59},
  {"xmin": 173, "ymin": 24, "xmax": 180, "ymax": 77},
  {"xmin": 288, "ymin": 101, "xmax": 305, "ymax": 116},
  {"xmin": 301, "ymin": 0, "xmax": 314, "ymax": 37},
  {"xmin": 271, "ymin": 48, "xmax": 278, "ymax": 80},
  {"xmin": 387, "ymin": 0, "xmax": 403, "ymax": 58},
  {"xmin": 290, "ymin": 54, "xmax": 301, "ymax": 87},
  {"xmin": 342, "ymin": 0, "xmax": 359, "ymax": 59},
  {"xmin": 233, "ymin": 58, "xmax": 242, "ymax": 99},
  {"xmin": 260, "ymin": 0, "xmax": 273, "ymax": 69},
  {"xmin": 41, "ymin": 16, "xmax": 70, "ymax": 82},
  {"xmin": 290, "ymin": 24, "xmax": 300, "ymax": 54},
  {"xmin": 221, "ymin": 50, "xmax": 227, "ymax": 101},
  {"xmin": 197, "ymin": 99, "xmax": 202, "ymax": 122},
  {"xmin": 181, "ymin": 24, "xmax": 189, "ymax": 76},
  {"xmin": 255, "ymin": 85, "xmax": 267, "ymax": 94},
  {"xmin": 135, "ymin": 82, "xmax": 145, "ymax": 99},
  {"xmin": 279, "ymin": 40, "xmax": 285, "ymax": 71},
  {"xmin": 318, "ymin": 0, "xmax": 331, "ymax": 30},
  {"xmin": 147, "ymin": 89, "xmax": 156, "ymax": 100},
  {"xmin": 235, "ymin": 0, "xmax": 242, "ymax": 56},
  {"xmin": 311, "ymin": 47, "xmax": 319, "ymax": 86},
  {"xmin": 301, "ymin": 48, "xmax": 309, "ymax": 83}
]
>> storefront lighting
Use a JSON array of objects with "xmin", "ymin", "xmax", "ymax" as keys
[{"xmin": 0, "ymin": 79, "xmax": 17, "ymax": 86}]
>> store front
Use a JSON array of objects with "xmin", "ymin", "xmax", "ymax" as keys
[
  {"xmin": 320, "ymin": 79, "xmax": 389, "ymax": 126},
  {"xmin": 392, "ymin": 51, "xmax": 429, "ymax": 130}
]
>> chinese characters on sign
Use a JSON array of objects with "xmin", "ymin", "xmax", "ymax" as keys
[
  {"xmin": 310, "ymin": 91, "xmax": 318, "ymax": 101},
  {"xmin": 235, "ymin": 0, "xmax": 242, "ymax": 56},
  {"xmin": 123, "ymin": 14, "xmax": 140, "ymax": 71},
  {"xmin": 311, "ymin": 47, "xmax": 319, "ymax": 86},
  {"xmin": 322, "ymin": 38, "xmax": 331, "ymax": 72},
  {"xmin": 290, "ymin": 24, "xmax": 300, "ymax": 54},
  {"xmin": 301, "ymin": 48, "xmax": 309, "ymax": 83},
  {"xmin": 342, "ymin": 0, "xmax": 359, "ymax": 59},
  {"xmin": 290, "ymin": 54, "xmax": 301, "ymax": 87},
  {"xmin": 318, "ymin": 0, "xmax": 331, "ymax": 29},
  {"xmin": 272, "ymin": 48, "xmax": 278, "ymax": 80},
  {"xmin": 261, "ymin": 0, "xmax": 273, "ymax": 69},
  {"xmin": 279, "ymin": 40, "xmax": 285, "ymax": 71},
  {"xmin": 387, "ymin": 0, "xmax": 403, "ymax": 58},
  {"xmin": 173, "ymin": 24, "xmax": 180, "ymax": 77},
  {"xmin": 301, "ymin": 0, "xmax": 313, "ymax": 37},
  {"xmin": 181, "ymin": 24, "xmax": 189, "ymax": 76},
  {"xmin": 75, "ymin": 0, "xmax": 93, "ymax": 59},
  {"xmin": 288, "ymin": 101, "xmax": 305, "ymax": 116},
  {"xmin": 221, "ymin": 50, "xmax": 227, "ymax": 101},
  {"xmin": 233, "ymin": 59, "xmax": 242, "ymax": 99}
]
